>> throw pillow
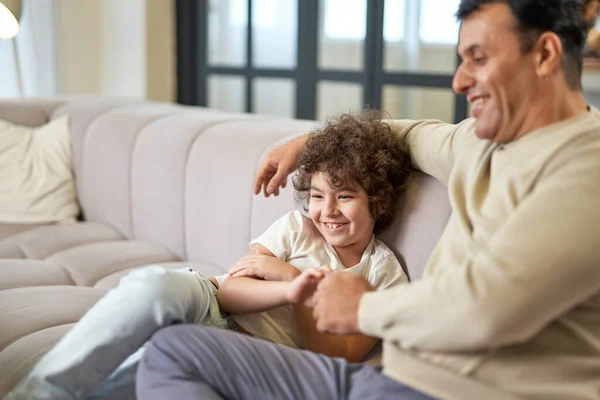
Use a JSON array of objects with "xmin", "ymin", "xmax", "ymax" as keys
[{"xmin": 0, "ymin": 116, "xmax": 79, "ymax": 223}]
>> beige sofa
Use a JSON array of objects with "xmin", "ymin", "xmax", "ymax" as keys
[{"xmin": 0, "ymin": 97, "xmax": 452, "ymax": 396}]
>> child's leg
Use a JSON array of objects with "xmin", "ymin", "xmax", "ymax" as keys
[{"xmin": 6, "ymin": 265, "xmax": 226, "ymax": 400}]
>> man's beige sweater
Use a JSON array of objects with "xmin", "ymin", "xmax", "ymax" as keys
[{"xmin": 359, "ymin": 110, "xmax": 600, "ymax": 400}]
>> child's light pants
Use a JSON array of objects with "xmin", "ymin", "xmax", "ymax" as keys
[{"xmin": 5, "ymin": 265, "xmax": 230, "ymax": 400}]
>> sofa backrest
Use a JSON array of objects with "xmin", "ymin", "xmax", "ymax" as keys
[{"xmin": 0, "ymin": 98, "xmax": 452, "ymax": 281}]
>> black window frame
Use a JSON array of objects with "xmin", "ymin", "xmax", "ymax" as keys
[{"xmin": 176, "ymin": 0, "xmax": 468, "ymax": 123}]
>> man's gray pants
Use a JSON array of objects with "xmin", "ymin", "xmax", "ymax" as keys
[{"xmin": 137, "ymin": 324, "xmax": 438, "ymax": 400}]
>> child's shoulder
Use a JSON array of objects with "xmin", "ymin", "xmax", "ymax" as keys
[
  {"xmin": 286, "ymin": 210, "xmax": 324, "ymax": 241},
  {"xmin": 275, "ymin": 210, "xmax": 316, "ymax": 234},
  {"xmin": 370, "ymin": 237, "xmax": 399, "ymax": 264}
]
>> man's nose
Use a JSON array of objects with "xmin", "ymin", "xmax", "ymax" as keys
[{"xmin": 452, "ymin": 63, "xmax": 475, "ymax": 95}]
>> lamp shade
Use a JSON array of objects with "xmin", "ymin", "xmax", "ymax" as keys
[{"xmin": 0, "ymin": 0, "xmax": 20, "ymax": 39}]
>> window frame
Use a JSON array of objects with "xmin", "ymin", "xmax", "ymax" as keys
[{"xmin": 175, "ymin": 0, "xmax": 468, "ymax": 123}]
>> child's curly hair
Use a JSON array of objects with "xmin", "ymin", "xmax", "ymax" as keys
[{"xmin": 293, "ymin": 109, "xmax": 412, "ymax": 234}]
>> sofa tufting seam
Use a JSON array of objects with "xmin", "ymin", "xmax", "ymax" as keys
[
  {"xmin": 247, "ymin": 130, "xmax": 312, "ymax": 244},
  {"xmin": 61, "ymin": 101, "xmax": 147, "ymax": 219},
  {"xmin": 128, "ymin": 109, "xmax": 189, "ymax": 240},
  {"xmin": 182, "ymin": 117, "xmax": 258, "ymax": 262}
]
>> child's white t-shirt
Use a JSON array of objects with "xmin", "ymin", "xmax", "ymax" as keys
[{"xmin": 231, "ymin": 210, "xmax": 408, "ymax": 349}]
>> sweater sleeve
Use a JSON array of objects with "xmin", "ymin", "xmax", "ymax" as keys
[
  {"xmin": 357, "ymin": 148, "xmax": 600, "ymax": 352},
  {"xmin": 386, "ymin": 118, "xmax": 479, "ymax": 186}
]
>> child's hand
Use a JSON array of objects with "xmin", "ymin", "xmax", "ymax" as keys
[
  {"xmin": 287, "ymin": 268, "xmax": 327, "ymax": 307},
  {"xmin": 229, "ymin": 254, "xmax": 301, "ymax": 281}
]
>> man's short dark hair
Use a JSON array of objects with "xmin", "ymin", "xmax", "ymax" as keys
[
  {"xmin": 456, "ymin": 0, "xmax": 587, "ymax": 90},
  {"xmin": 293, "ymin": 109, "xmax": 412, "ymax": 234}
]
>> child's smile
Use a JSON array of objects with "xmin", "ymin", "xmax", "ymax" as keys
[{"xmin": 308, "ymin": 172, "xmax": 375, "ymax": 264}]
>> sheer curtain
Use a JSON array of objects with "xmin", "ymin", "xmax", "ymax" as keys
[{"xmin": 0, "ymin": 0, "xmax": 56, "ymax": 98}]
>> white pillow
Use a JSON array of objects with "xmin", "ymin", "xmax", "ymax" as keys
[{"xmin": 0, "ymin": 116, "xmax": 79, "ymax": 223}]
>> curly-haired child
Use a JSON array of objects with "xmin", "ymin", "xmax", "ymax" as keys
[{"xmin": 7, "ymin": 109, "xmax": 413, "ymax": 400}]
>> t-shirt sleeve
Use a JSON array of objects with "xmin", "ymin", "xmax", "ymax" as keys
[
  {"xmin": 248, "ymin": 210, "xmax": 304, "ymax": 260},
  {"xmin": 367, "ymin": 253, "xmax": 409, "ymax": 290}
]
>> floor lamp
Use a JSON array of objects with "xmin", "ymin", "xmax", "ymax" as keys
[{"xmin": 0, "ymin": 0, "xmax": 22, "ymax": 97}]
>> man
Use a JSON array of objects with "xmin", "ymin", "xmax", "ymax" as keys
[{"xmin": 136, "ymin": 1, "xmax": 600, "ymax": 399}]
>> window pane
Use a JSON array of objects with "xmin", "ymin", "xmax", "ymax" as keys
[
  {"xmin": 208, "ymin": 0, "xmax": 247, "ymax": 66},
  {"xmin": 252, "ymin": 0, "xmax": 298, "ymax": 68},
  {"xmin": 318, "ymin": 0, "xmax": 366, "ymax": 71},
  {"xmin": 419, "ymin": 0, "xmax": 460, "ymax": 45},
  {"xmin": 384, "ymin": 0, "xmax": 458, "ymax": 73},
  {"xmin": 382, "ymin": 85, "xmax": 455, "ymax": 122},
  {"xmin": 253, "ymin": 77, "xmax": 295, "ymax": 118},
  {"xmin": 317, "ymin": 81, "xmax": 363, "ymax": 121},
  {"xmin": 208, "ymin": 75, "xmax": 246, "ymax": 113},
  {"xmin": 383, "ymin": 0, "xmax": 405, "ymax": 42}
]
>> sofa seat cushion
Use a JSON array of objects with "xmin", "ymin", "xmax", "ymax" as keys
[
  {"xmin": 0, "ymin": 286, "xmax": 106, "ymax": 353},
  {"xmin": 0, "ymin": 285, "xmax": 104, "ymax": 395},
  {"xmin": 0, "ymin": 221, "xmax": 181, "ymax": 290},
  {"xmin": 0, "ymin": 260, "xmax": 75, "ymax": 290},
  {"xmin": 0, "ymin": 324, "xmax": 74, "ymax": 396},
  {"xmin": 0, "ymin": 222, "xmax": 122, "ymax": 259},
  {"xmin": 0, "ymin": 224, "xmax": 49, "ymax": 241}
]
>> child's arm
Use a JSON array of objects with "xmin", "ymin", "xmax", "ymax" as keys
[
  {"xmin": 218, "ymin": 267, "xmax": 323, "ymax": 315},
  {"xmin": 217, "ymin": 242, "xmax": 300, "ymax": 313},
  {"xmin": 217, "ymin": 277, "xmax": 291, "ymax": 314},
  {"xmin": 293, "ymin": 304, "xmax": 378, "ymax": 363}
]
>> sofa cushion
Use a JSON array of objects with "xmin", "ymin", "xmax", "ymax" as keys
[
  {"xmin": 0, "ymin": 116, "xmax": 79, "ymax": 224},
  {"xmin": 0, "ymin": 324, "xmax": 74, "ymax": 396},
  {"xmin": 47, "ymin": 241, "xmax": 179, "ymax": 287},
  {"xmin": 0, "ymin": 224, "xmax": 49, "ymax": 241},
  {"xmin": 0, "ymin": 260, "xmax": 75, "ymax": 290},
  {"xmin": 0, "ymin": 286, "xmax": 106, "ymax": 353},
  {"xmin": 0, "ymin": 223, "xmax": 180, "ymax": 290},
  {"xmin": 0, "ymin": 222, "xmax": 122, "ymax": 259}
]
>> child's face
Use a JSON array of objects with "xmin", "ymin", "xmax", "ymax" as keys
[{"xmin": 308, "ymin": 172, "xmax": 375, "ymax": 253}]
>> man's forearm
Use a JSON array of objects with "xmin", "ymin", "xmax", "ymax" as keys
[{"xmin": 217, "ymin": 277, "xmax": 290, "ymax": 314}]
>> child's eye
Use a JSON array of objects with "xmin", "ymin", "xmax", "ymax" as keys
[
  {"xmin": 339, "ymin": 195, "xmax": 353, "ymax": 200},
  {"xmin": 311, "ymin": 194, "xmax": 323, "ymax": 199}
]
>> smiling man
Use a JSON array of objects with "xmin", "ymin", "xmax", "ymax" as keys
[{"xmin": 136, "ymin": 1, "xmax": 600, "ymax": 399}]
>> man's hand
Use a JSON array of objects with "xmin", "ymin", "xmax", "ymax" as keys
[
  {"xmin": 254, "ymin": 135, "xmax": 308, "ymax": 197},
  {"xmin": 312, "ymin": 272, "xmax": 375, "ymax": 335},
  {"xmin": 229, "ymin": 254, "xmax": 301, "ymax": 282},
  {"xmin": 287, "ymin": 268, "xmax": 326, "ymax": 307}
]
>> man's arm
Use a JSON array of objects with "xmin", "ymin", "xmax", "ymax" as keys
[
  {"xmin": 385, "ymin": 117, "xmax": 479, "ymax": 186},
  {"xmin": 254, "ymin": 118, "xmax": 478, "ymax": 196},
  {"xmin": 358, "ymin": 152, "xmax": 600, "ymax": 351}
]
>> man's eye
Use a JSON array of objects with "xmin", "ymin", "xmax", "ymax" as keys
[{"xmin": 473, "ymin": 56, "xmax": 486, "ymax": 65}]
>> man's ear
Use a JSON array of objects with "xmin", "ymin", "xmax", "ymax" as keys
[{"xmin": 534, "ymin": 32, "xmax": 563, "ymax": 78}]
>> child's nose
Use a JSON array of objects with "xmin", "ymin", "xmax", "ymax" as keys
[{"xmin": 323, "ymin": 199, "xmax": 339, "ymax": 216}]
